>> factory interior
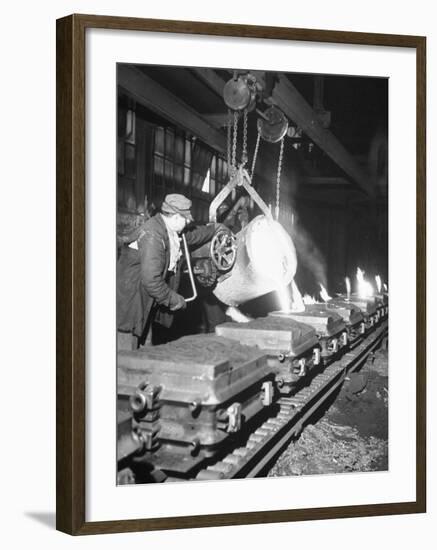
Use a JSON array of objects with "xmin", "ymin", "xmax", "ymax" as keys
[
  {"xmin": 117, "ymin": 63, "xmax": 388, "ymax": 338},
  {"xmin": 116, "ymin": 63, "xmax": 389, "ymax": 483}
]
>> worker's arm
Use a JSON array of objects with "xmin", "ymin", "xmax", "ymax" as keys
[{"xmin": 184, "ymin": 223, "xmax": 224, "ymax": 249}]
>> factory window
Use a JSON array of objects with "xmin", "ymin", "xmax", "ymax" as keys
[
  {"xmin": 153, "ymin": 127, "xmax": 190, "ymax": 190},
  {"xmin": 210, "ymin": 155, "xmax": 229, "ymax": 193},
  {"xmin": 202, "ymin": 169, "xmax": 211, "ymax": 194},
  {"xmin": 153, "ymin": 127, "xmax": 194, "ymax": 194},
  {"xmin": 200, "ymin": 155, "xmax": 229, "ymax": 195},
  {"xmin": 151, "ymin": 126, "xmax": 229, "ymax": 222}
]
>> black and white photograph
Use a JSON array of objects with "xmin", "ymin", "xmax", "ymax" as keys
[
  {"xmin": 1, "ymin": 0, "xmax": 432, "ymax": 544},
  {"xmin": 116, "ymin": 63, "xmax": 389, "ymax": 485}
]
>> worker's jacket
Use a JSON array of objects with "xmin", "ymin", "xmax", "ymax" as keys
[{"xmin": 117, "ymin": 213, "xmax": 217, "ymax": 337}]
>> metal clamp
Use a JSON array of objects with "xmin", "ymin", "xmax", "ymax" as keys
[
  {"xmin": 190, "ymin": 437, "xmax": 200, "ymax": 456},
  {"xmin": 131, "ymin": 426, "xmax": 156, "ymax": 451},
  {"xmin": 328, "ymin": 338, "xmax": 338, "ymax": 353},
  {"xmin": 298, "ymin": 358, "xmax": 306, "ymax": 377},
  {"xmin": 341, "ymin": 332, "xmax": 348, "ymax": 346},
  {"xmin": 209, "ymin": 166, "xmax": 272, "ymax": 223},
  {"xmin": 189, "ymin": 399, "xmax": 201, "ymax": 415},
  {"xmin": 261, "ymin": 381, "xmax": 274, "ymax": 406},
  {"xmin": 129, "ymin": 383, "xmax": 161, "ymax": 414},
  {"xmin": 226, "ymin": 403, "xmax": 242, "ymax": 433}
]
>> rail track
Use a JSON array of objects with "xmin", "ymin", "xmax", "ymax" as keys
[
  {"xmin": 156, "ymin": 321, "xmax": 387, "ymax": 483},
  {"xmin": 123, "ymin": 321, "xmax": 388, "ymax": 482}
]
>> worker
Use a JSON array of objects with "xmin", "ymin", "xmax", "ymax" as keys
[{"xmin": 117, "ymin": 193, "xmax": 218, "ymax": 349}]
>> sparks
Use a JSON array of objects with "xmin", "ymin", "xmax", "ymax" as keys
[
  {"xmin": 276, "ymin": 284, "xmax": 292, "ymax": 313},
  {"xmin": 375, "ymin": 275, "xmax": 382, "ymax": 294},
  {"xmin": 345, "ymin": 277, "xmax": 351, "ymax": 299},
  {"xmin": 290, "ymin": 279, "xmax": 306, "ymax": 312},
  {"xmin": 303, "ymin": 294, "xmax": 317, "ymax": 305},
  {"xmin": 356, "ymin": 267, "xmax": 374, "ymax": 298},
  {"xmin": 319, "ymin": 283, "xmax": 332, "ymax": 302}
]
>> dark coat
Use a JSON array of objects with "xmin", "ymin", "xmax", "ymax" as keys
[{"xmin": 117, "ymin": 213, "xmax": 217, "ymax": 337}]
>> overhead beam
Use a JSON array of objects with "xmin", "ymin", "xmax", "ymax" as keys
[
  {"xmin": 204, "ymin": 113, "xmax": 229, "ymax": 127},
  {"xmin": 191, "ymin": 67, "xmax": 226, "ymax": 97},
  {"xmin": 191, "ymin": 68, "xmax": 294, "ymax": 187},
  {"xmin": 194, "ymin": 67, "xmax": 374, "ymax": 195},
  {"xmin": 118, "ymin": 65, "xmax": 227, "ymax": 154},
  {"xmin": 273, "ymin": 75, "xmax": 373, "ymax": 195},
  {"xmin": 190, "ymin": 68, "xmax": 284, "ymax": 188},
  {"xmin": 119, "ymin": 65, "xmax": 278, "ymax": 189}
]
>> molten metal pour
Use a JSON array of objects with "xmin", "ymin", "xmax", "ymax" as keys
[{"xmin": 213, "ymin": 214, "xmax": 297, "ymax": 307}]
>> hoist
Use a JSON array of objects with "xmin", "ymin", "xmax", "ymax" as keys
[
  {"xmin": 189, "ymin": 72, "xmax": 297, "ymax": 296},
  {"xmin": 222, "ymin": 72, "xmax": 289, "ymax": 221}
]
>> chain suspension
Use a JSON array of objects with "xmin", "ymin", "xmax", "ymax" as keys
[
  {"xmin": 231, "ymin": 109, "xmax": 238, "ymax": 176},
  {"xmin": 226, "ymin": 109, "xmax": 232, "ymax": 178},
  {"xmin": 250, "ymin": 129, "xmax": 261, "ymax": 181},
  {"xmin": 242, "ymin": 108, "xmax": 248, "ymax": 166},
  {"xmin": 274, "ymin": 137, "xmax": 285, "ymax": 221}
]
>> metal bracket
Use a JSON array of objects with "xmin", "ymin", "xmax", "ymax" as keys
[
  {"xmin": 341, "ymin": 332, "xmax": 348, "ymax": 346},
  {"xmin": 261, "ymin": 381, "xmax": 274, "ymax": 406},
  {"xmin": 298, "ymin": 358, "xmax": 307, "ymax": 377},
  {"xmin": 130, "ymin": 383, "xmax": 161, "ymax": 414},
  {"xmin": 226, "ymin": 403, "xmax": 242, "ymax": 433},
  {"xmin": 328, "ymin": 338, "xmax": 339, "ymax": 353},
  {"xmin": 209, "ymin": 165, "xmax": 272, "ymax": 222}
]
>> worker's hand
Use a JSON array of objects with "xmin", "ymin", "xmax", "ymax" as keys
[
  {"xmin": 169, "ymin": 293, "xmax": 187, "ymax": 311},
  {"xmin": 214, "ymin": 223, "xmax": 229, "ymax": 232}
]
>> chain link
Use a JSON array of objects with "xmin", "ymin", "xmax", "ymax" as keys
[
  {"xmin": 242, "ymin": 108, "xmax": 248, "ymax": 166},
  {"xmin": 226, "ymin": 109, "xmax": 232, "ymax": 178},
  {"xmin": 275, "ymin": 137, "xmax": 285, "ymax": 221},
  {"xmin": 250, "ymin": 129, "xmax": 261, "ymax": 180},
  {"xmin": 232, "ymin": 109, "xmax": 238, "ymax": 176}
]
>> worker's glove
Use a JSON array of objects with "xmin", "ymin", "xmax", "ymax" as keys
[{"xmin": 169, "ymin": 293, "xmax": 187, "ymax": 312}]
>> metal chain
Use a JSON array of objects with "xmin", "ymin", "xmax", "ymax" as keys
[
  {"xmin": 226, "ymin": 109, "xmax": 232, "ymax": 178},
  {"xmin": 232, "ymin": 109, "xmax": 238, "ymax": 176},
  {"xmin": 242, "ymin": 108, "xmax": 248, "ymax": 166},
  {"xmin": 275, "ymin": 137, "xmax": 285, "ymax": 221},
  {"xmin": 250, "ymin": 129, "xmax": 261, "ymax": 180}
]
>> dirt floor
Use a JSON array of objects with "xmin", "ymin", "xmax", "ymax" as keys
[{"xmin": 268, "ymin": 347, "xmax": 388, "ymax": 477}]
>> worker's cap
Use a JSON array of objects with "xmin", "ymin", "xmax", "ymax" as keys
[{"xmin": 161, "ymin": 194, "xmax": 193, "ymax": 222}]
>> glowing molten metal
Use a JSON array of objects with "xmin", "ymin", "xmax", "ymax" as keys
[
  {"xmin": 319, "ymin": 283, "xmax": 332, "ymax": 302},
  {"xmin": 356, "ymin": 267, "xmax": 374, "ymax": 298}
]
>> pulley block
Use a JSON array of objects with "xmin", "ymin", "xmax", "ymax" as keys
[
  {"xmin": 257, "ymin": 106, "xmax": 289, "ymax": 143},
  {"xmin": 223, "ymin": 75, "xmax": 252, "ymax": 111}
]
